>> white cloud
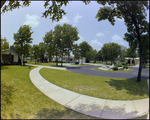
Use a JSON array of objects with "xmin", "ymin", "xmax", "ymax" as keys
[
  {"xmin": 23, "ymin": 14, "xmax": 40, "ymax": 27},
  {"xmin": 90, "ymin": 39, "xmax": 103, "ymax": 51},
  {"xmin": 96, "ymin": 32, "xmax": 105, "ymax": 37},
  {"xmin": 73, "ymin": 13, "xmax": 82, "ymax": 26},
  {"xmin": 114, "ymin": 17, "xmax": 124, "ymax": 22},
  {"xmin": 54, "ymin": 16, "xmax": 70, "ymax": 25},
  {"xmin": 75, "ymin": 35, "xmax": 84, "ymax": 45},
  {"xmin": 111, "ymin": 34, "xmax": 125, "ymax": 45}
]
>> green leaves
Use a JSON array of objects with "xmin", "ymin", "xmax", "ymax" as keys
[
  {"xmin": 13, "ymin": 24, "xmax": 33, "ymax": 60},
  {"xmin": 125, "ymin": 48, "xmax": 137, "ymax": 59},
  {"xmin": 79, "ymin": 41, "xmax": 91, "ymax": 58},
  {"xmin": 1, "ymin": 36, "xmax": 9, "ymax": 51},
  {"xmin": 1, "ymin": 1, "xmax": 31, "ymax": 14},
  {"xmin": 42, "ymin": 1, "xmax": 69, "ymax": 22},
  {"xmin": 101, "ymin": 42, "xmax": 121, "ymax": 62}
]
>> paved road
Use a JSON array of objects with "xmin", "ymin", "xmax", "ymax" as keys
[{"xmin": 67, "ymin": 66, "xmax": 149, "ymax": 79}]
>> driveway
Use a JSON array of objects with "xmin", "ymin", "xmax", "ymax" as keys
[{"xmin": 67, "ymin": 66, "xmax": 149, "ymax": 79}]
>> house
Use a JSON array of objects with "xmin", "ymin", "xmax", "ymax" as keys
[
  {"xmin": 116, "ymin": 57, "xmax": 140, "ymax": 65},
  {"xmin": 1, "ymin": 49, "xmax": 19, "ymax": 63},
  {"xmin": 125, "ymin": 57, "xmax": 140, "ymax": 65}
]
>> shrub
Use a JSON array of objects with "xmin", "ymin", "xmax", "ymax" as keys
[
  {"xmin": 113, "ymin": 66, "xmax": 118, "ymax": 71},
  {"xmin": 14, "ymin": 62, "xmax": 19, "ymax": 65},
  {"xmin": 115, "ymin": 64, "xmax": 122, "ymax": 67},
  {"xmin": 75, "ymin": 62, "xmax": 79, "ymax": 64},
  {"xmin": 106, "ymin": 63, "xmax": 112, "ymax": 65},
  {"xmin": 23, "ymin": 60, "xmax": 27, "ymax": 63},
  {"xmin": 37, "ymin": 59, "xmax": 40, "ymax": 62},
  {"xmin": 4, "ymin": 62, "xmax": 11, "ymax": 65},
  {"xmin": 113, "ymin": 62, "xmax": 116, "ymax": 65},
  {"xmin": 122, "ymin": 62, "xmax": 125, "ymax": 65},
  {"xmin": 123, "ymin": 65, "xmax": 128, "ymax": 69},
  {"xmin": 93, "ymin": 60, "xmax": 96, "ymax": 63},
  {"xmin": 1, "ymin": 62, "xmax": 5, "ymax": 66}
]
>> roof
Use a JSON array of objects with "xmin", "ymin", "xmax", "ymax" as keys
[
  {"xmin": 125, "ymin": 57, "xmax": 139, "ymax": 60},
  {"xmin": 1, "ymin": 49, "xmax": 19, "ymax": 55}
]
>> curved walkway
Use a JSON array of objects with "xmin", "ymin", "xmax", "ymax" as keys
[{"xmin": 29, "ymin": 65, "xmax": 149, "ymax": 119}]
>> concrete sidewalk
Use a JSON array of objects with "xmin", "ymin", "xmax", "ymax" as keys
[{"xmin": 29, "ymin": 66, "xmax": 149, "ymax": 119}]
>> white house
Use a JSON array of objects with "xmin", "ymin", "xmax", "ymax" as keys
[{"xmin": 1, "ymin": 49, "xmax": 19, "ymax": 63}]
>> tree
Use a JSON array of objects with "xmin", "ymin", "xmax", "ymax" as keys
[
  {"xmin": 1, "ymin": 1, "xmax": 69, "ymax": 22},
  {"xmin": 53, "ymin": 24, "xmax": 63, "ymax": 66},
  {"xmin": 31, "ymin": 45, "xmax": 40, "ymax": 64},
  {"xmin": 62, "ymin": 23, "xmax": 80, "ymax": 63},
  {"xmin": 23, "ymin": 44, "xmax": 32, "ymax": 59},
  {"xmin": 39, "ymin": 42, "xmax": 47, "ymax": 63},
  {"xmin": 79, "ymin": 41, "xmax": 91, "ymax": 58},
  {"xmin": 72, "ymin": 44, "xmax": 80, "ymax": 62},
  {"xmin": 1, "ymin": 36, "xmax": 9, "ymax": 51},
  {"xmin": 119, "ymin": 45, "xmax": 127, "ymax": 63},
  {"xmin": 96, "ymin": 50, "xmax": 103, "ymax": 62},
  {"xmin": 13, "ymin": 25, "xmax": 33, "ymax": 65},
  {"xmin": 125, "ymin": 47, "xmax": 137, "ymax": 59},
  {"xmin": 95, "ymin": 1, "xmax": 149, "ymax": 82},
  {"xmin": 101, "ymin": 43, "xmax": 121, "ymax": 64},
  {"xmin": 43, "ymin": 30, "xmax": 55, "ymax": 63},
  {"xmin": 86, "ymin": 47, "xmax": 97, "ymax": 63}
]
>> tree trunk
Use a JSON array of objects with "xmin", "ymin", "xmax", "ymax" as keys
[
  {"xmin": 1, "ymin": 1, "xmax": 6, "ymax": 8},
  {"xmin": 136, "ymin": 30, "xmax": 143, "ymax": 82},
  {"xmin": 56, "ymin": 54, "xmax": 58, "ymax": 66},
  {"xmin": 61, "ymin": 54, "xmax": 63, "ymax": 67},
  {"xmin": 21, "ymin": 44, "xmax": 23, "ymax": 65},
  {"xmin": 68, "ymin": 49, "xmax": 70, "ymax": 63}
]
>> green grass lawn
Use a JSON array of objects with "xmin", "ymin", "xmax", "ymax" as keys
[
  {"xmin": 1, "ymin": 65, "xmax": 96, "ymax": 119},
  {"xmin": 40, "ymin": 68, "xmax": 148, "ymax": 100},
  {"xmin": 93, "ymin": 67, "xmax": 133, "ymax": 72}
]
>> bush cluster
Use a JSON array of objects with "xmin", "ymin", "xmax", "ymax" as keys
[
  {"xmin": 1, "ymin": 61, "xmax": 19, "ymax": 66},
  {"xmin": 122, "ymin": 62, "xmax": 125, "ymax": 65},
  {"xmin": 106, "ymin": 63, "xmax": 112, "ymax": 65},
  {"xmin": 113, "ymin": 66, "xmax": 118, "ymax": 71},
  {"xmin": 23, "ymin": 60, "xmax": 27, "ymax": 63},
  {"xmin": 75, "ymin": 62, "xmax": 79, "ymax": 64},
  {"xmin": 123, "ymin": 65, "xmax": 128, "ymax": 69},
  {"xmin": 115, "ymin": 64, "xmax": 122, "ymax": 67}
]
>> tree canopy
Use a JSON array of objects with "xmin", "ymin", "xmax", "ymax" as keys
[
  {"xmin": 125, "ymin": 47, "xmax": 137, "ymax": 59},
  {"xmin": 101, "ymin": 42, "xmax": 121, "ymax": 64},
  {"xmin": 13, "ymin": 25, "xmax": 33, "ymax": 65},
  {"xmin": 1, "ymin": 36, "xmax": 9, "ymax": 51},
  {"xmin": 79, "ymin": 41, "xmax": 91, "ymax": 58},
  {"xmin": 1, "ymin": 1, "xmax": 70, "ymax": 22},
  {"xmin": 95, "ymin": 1, "xmax": 149, "ymax": 82}
]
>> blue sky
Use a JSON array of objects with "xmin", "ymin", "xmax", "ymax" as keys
[{"xmin": 1, "ymin": 1, "xmax": 149, "ymax": 52}]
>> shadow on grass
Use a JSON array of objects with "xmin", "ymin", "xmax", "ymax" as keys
[
  {"xmin": 105, "ymin": 77, "xmax": 149, "ymax": 96},
  {"xmin": 49, "ymin": 65, "xmax": 67, "ymax": 67},
  {"xmin": 65, "ymin": 102, "xmax": 146, "ymax": 119},
  {"xmin": 35, "ymin": 108, "xmax": 95, "ymax": 119},
  {"xmin": 1, "ymin": 83, "xmax": 16, "ymax": 112}
]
